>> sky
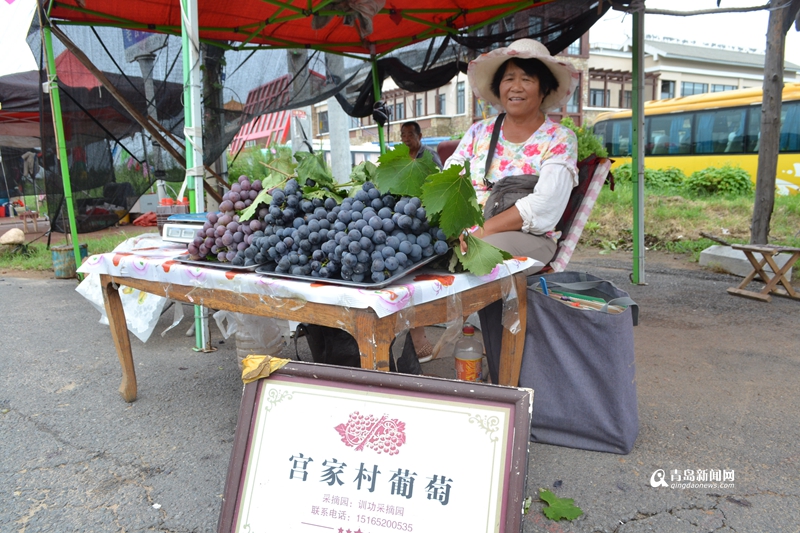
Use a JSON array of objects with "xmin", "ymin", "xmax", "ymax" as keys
[
  {"xmin": 0, "ymin": 0, "xmax": 38, "ymax": 76},
  {"xmin": 1, "ymin": 0, "xmax": 799, "ymax": 77}
]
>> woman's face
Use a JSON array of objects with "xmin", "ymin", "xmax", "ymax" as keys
[{"xmin": 498, "ymin": 61, "xmax": 545, "ymax": 118}]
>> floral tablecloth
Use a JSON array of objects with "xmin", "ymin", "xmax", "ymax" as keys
[{"xmin": 78, "ymin": 235, "xmax": 538, "ymax": 319}]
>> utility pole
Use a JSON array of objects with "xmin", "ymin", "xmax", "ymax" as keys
[
  {"xmin": 134, "ymin": 53, "xmax": 166, "ymax": 200},
  {"xmin": 288, "ymin": 49, "xmax": 313, "ymax": 154},
  {"xmin": 326, "ymin": 53, "xmax": 352, "ymax": 183}
]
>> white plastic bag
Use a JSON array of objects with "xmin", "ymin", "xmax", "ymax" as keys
[
  {"xmin": 213, "ymin": 310, "xmax": 290, "ymax": 369},
  {"xmin": 75, "ymin": 234, "xmax": 168, "ymax": 343}
]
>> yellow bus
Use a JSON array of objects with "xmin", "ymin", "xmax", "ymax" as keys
[{"xmin": 591, "ymin": 83, "xmax": 800, "ymax": 194}]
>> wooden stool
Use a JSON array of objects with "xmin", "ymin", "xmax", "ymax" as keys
[
  {"xmin": 17, "ymin": 211, "xmax": 39, "ymax": 233},
  {"xmin": 726, "ymin": 244, "xmax": 800, "ymax": 302}
]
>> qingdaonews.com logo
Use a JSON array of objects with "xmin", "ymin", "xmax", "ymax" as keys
[{"xmin": 650, "ymin": 468, "xmax": 735, "ymax": 489}]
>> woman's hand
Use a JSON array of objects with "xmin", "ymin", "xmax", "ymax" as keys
[
  {"xmin": 460, "ymin": 207, "xmax": 524, "ymax": 253},
  {"xmin": 459, "ymin": 226, "xmax": 485, "ymax": 254}
]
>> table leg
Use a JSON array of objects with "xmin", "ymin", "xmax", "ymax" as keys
[
  {"xmin": 739, "ymin": 252, "xmax": 766, "ymax": 286},
  {"xmin": 352, "ymin": 311, "xmax": 394, "ymax": 372},
  {"xmin": 761, "ymin": 253, "xmax": 800, "ymax": 298},
  {"xmin": 727, "ymin": 252, "xmax": 774, "ymax": 302},
  {"xmin": 498, "ymin": 272, "xmax": 528, "ymax": 387},
  {"xmin": 100, "ymin": 274, "xmax": 137, "ymax": 402}
]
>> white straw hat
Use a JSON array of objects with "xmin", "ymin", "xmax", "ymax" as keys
[{"xmin": 467, "ymin": 39, "xmax": 579, "ymax": 112}]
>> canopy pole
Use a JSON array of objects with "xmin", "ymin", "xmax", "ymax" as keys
[
  {"xmin": 371, "ymin": 59, "xmax": 386, "ymax": 154},
  {"xmin": 42, "ymin": 20, "xmax": 83, "ymax": 280},
  {"xmin": 181, "ymin": 0, "xmax": 211, "ymax": 352},
  {"xmin": 631, "ymin": 7, "xmax": 646, "ymax": 284}
]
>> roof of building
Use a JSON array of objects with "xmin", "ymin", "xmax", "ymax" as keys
[
  {"xmin": 648, "ymin": 39, "xmax": 799, "ymax": 71},
  {"xmin": 592, "ymin": 39, "xmax": 800, "ymax": 72}
]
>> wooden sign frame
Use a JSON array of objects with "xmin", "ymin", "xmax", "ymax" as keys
[{"xmin": 218, "ymin": 362, "xmax": 533, "ymax": 533}]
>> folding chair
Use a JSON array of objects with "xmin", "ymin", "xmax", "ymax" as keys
[{"xmin": 543, "ymin": 156, "xmax": 613, "ymax": 273}]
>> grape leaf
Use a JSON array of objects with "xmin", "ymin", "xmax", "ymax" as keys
[
  {"xmin": 420, "ymin": 164, "xmax": 483, "ymax": 239},
  {"xmin": 261, "ymin": 146, "xmax": 297, "ymax": 177},
  {"xmin": 238, "ymin": 189, "xmax": 272, "ymax": 221},
  {"xmin": 522, "ymin": 496, "xmax": 533, "ymax": 514},
  {"xmin": 539, "ymin": 489, "xmax": 583, "ymax": 521},
  {"xmin": 456, "ymin": 234, "xmax": 512, "ymax": 276},
  {"xmin": 373, "ymin": 144, "xmax": 438, "ymax": 197},
  {"xmin": 303, "ymin": 185, "xmax": 343, "ymax": 203},
  {"xmin": 295, "ymin": 151, "xmax": 336, "ymax": 189},
  {"xmin": 349, "ymin": 160, "xmax": 378, "ymax": 186},
  {"xmin": 261, "ymin": 172, "xmax": 287, "ymax": 192}
]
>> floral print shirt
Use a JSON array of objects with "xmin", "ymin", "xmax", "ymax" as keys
[{"xmin": 445, "ymin": 116, "xmax": 579, "ymax": 236}]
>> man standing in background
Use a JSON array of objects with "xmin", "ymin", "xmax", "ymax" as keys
[{"xmin": 400, "ymin": 121, "xmax": 443, "ymax": 169}]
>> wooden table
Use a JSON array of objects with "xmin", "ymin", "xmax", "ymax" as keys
[
  {"xmin": 726, "ymin": 244, "xmax": 800, "ymax": 302},
  {"xmin": 18, "ymin": 211, "xmax": 39, "ymax": 233},
  {"xmin": 99, "ymin": 270, "xmax": 529, "ymax": 402}
]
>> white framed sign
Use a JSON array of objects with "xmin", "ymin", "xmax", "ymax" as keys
[{"xmin": 218, "ymin": 362, "xmax": 533, "ymax": 533}]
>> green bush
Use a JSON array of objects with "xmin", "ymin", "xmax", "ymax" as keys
[
  {"xmin": 611, "ymin": 163, "xmax": 686, "ymax": 189},
  {"xmin": 612, "ymin": 162, "xmax": 633, "ymax": 183},
  {"xmin": 649, "ymin": 166, "xmax": 686, "ymax": 189},
  {"xmin": 560, "ymin": 117, "xmax": 608, "ymax": 161},
  {"xmin": 227, "ymin": 146, "xmax": 286, "ymax": 184},
  {"xmin": 684, "ymin": 165, "xmax": 753, "ymax": 196}
]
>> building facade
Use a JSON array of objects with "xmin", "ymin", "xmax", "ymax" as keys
[{"xmin": 585, "ymin": 38, "xmax": 800, "ymax": 125}]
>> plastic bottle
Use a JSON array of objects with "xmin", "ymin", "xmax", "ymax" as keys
[{"xmin": 454, "ymin": 325, "xmax": 483, "ymax": 382}]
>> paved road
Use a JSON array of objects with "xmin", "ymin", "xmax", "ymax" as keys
[{"xmin": 1, "ymin": 253, "xmax": 798, "ymax": 532}]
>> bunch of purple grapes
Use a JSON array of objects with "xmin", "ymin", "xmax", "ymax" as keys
[
  {"xmin": 191, "ymin": 177, "xmax": 450, "ymax": 284},
  {"xmin": 187, "ymin": 175, "xmax": 263, "ymax": 262}
]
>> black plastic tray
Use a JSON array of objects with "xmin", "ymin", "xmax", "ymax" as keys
[
  {"xmin": 255, "ymin": 255, "xmax": 439, "ymax": 289},
  {"xmin": 175, "ymin": 254, "xmax": 264, "ymax": 271}
]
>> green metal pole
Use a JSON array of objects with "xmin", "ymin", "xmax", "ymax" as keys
[
  {"xmin": 631, "ymin": 9, "xmax": 646, "ymax": 284},
  {"xmin": 181, "ymin": 1, "xmax": 197, "ymax": 212},
  {"xmin": 42, "ymin": 23, "xmax": 83, "ymax": 280},
  {"xmin": 371, "ymin": 59, "xmax": 386, "ymax": 154},
  {"xmin": 181, "ymin": 0, "xmax": 211, "ymax": 351}
]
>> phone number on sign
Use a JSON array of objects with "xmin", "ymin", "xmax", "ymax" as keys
[{"xmin": 356, "ymin": 514, "xmax": 413, "ymax": 531}]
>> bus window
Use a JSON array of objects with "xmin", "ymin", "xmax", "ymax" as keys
[
  {"xmin": 780, "ymin": 101, "xmax": 800, "ymax": 152},
  {"xmin": 593, "ymin": 121, "xmax": 608, "ymax": 153},
  {"xmin": 746, "ymin": 106, "xmax": 761, "ymax": 153},
  {"xmin": 610, "ymin": 119, "xmax": 632, "ymax": 157},
  {"xmin": 678, "ymin": 117, "xmax": 692, "ymax": 154},
  {"xmin": 648, "ymin": 114, "xmax": 692, "ymax": 155},
  {"xmin": 722, "ymin": 109, "xmax": 746, "ymax": 153},
  {"xmin": 694, "ymin": 112, "xmax": 714, "ymax": 153},
  {"xmin": 695, "ymin": 109, "xmax": 746, "ymax": 154}
]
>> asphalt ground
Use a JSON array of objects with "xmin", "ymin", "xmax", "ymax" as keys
[{"xmin": 1, "ymin": 250, "xmax": 799, "ymax": 532}]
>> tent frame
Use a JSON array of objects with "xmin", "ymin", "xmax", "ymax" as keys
[
  {"xmin": 41, "ymin": 13, "xmax": 82, "ymax": 277},
  {"xmin": 40, "ymin": 0, "xmax": 648, "ymax": 350}
]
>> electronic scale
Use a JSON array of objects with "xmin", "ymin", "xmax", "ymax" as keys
[{"xmin": 161, "ymin": 212, "xmax": 206, "ymax": 244}]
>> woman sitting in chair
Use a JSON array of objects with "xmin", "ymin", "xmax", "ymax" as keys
[
  {"xmin": 445, "ymin": 38, "xmax": 579, "ymax": 271},
  {"xmin": 444, "ymin": 39, "xmax": 580, "ymax": 383}
]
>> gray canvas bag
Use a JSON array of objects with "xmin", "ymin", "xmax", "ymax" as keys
[
  {"xmin": 479, "ymin": 271, "xmax": 639, "ymax": 454},
  {"xmin": 525, "ymin": 272, "xmax": 639, "ymax": 454}
]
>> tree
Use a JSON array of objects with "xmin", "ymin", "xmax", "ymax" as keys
[{"xmin": 751, "ymin": 0, "xmax": 800, "ymax": 244}]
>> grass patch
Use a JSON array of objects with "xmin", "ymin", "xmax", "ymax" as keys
[
  {"xmin": 0, "ymin": 231, "xmax": 145, "ymax": 272},
  {"xmin": 586, "ymin": 182, "xmax": 800, "ymax": 255}
]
